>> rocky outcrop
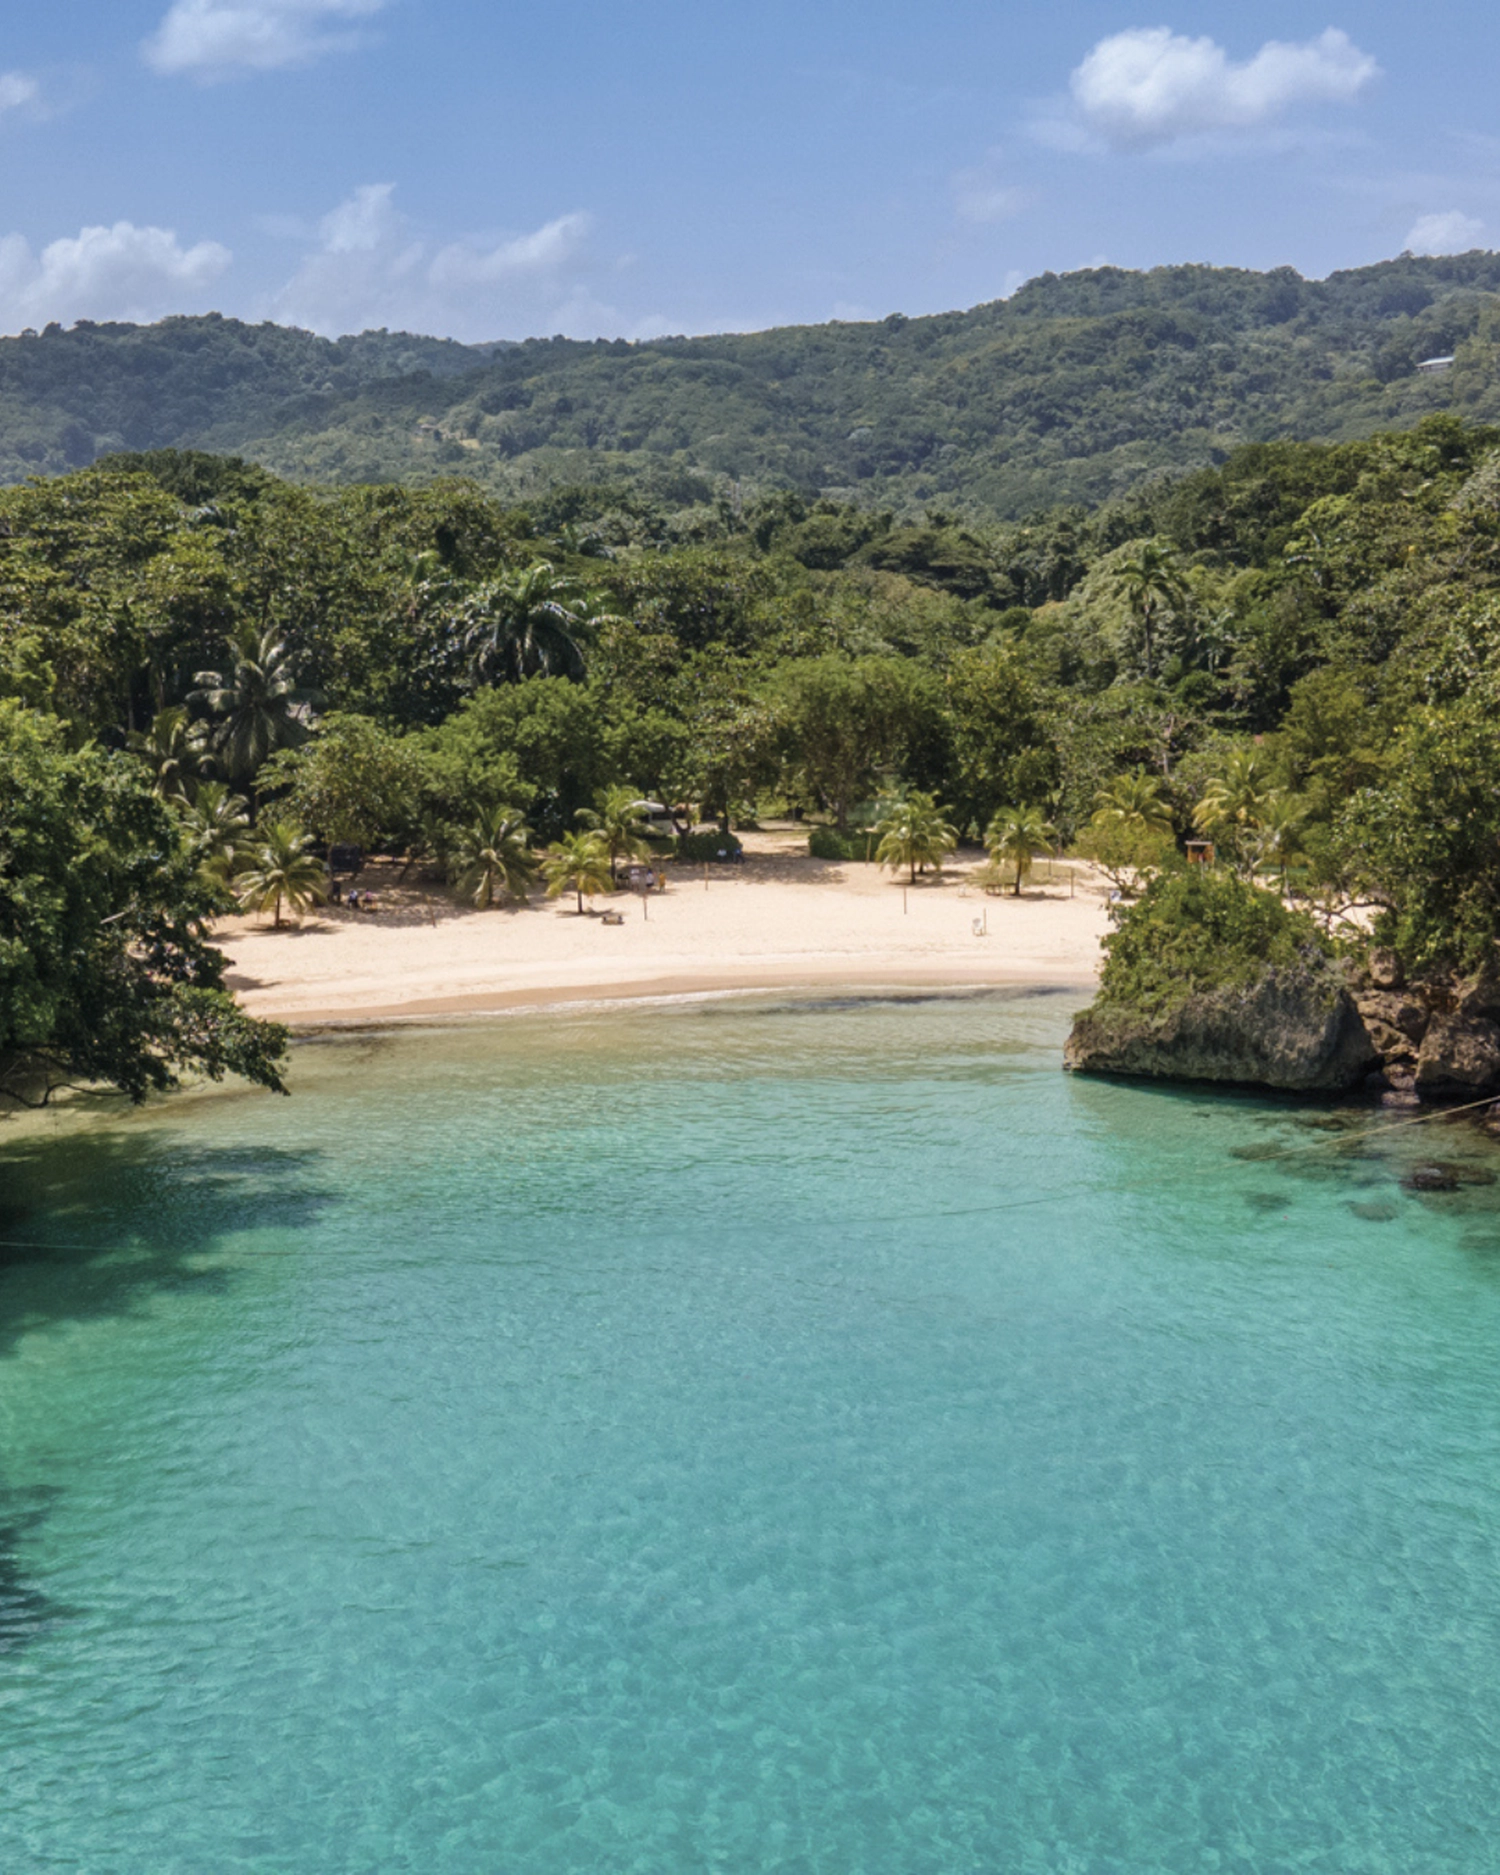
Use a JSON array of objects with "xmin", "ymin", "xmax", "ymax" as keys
[
  {"xmin": 1064, "ymin": 961, "xmax": 1379, "ymax": 1093},
  {"xmin": 1352, "ymin": 990, "xmax": 1429, "ymax": 1062},
  {"xmin": 1414, "ymin": 1013, "xmax": 1500, "ymax": 1096}
]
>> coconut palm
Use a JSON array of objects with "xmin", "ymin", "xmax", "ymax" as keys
[
  {"xmin": 985, "ymin": 804, "xmax": 1056, "ymax": 898},
  {"xmin": 233, "ymin": 821, "xmax": 329, "ymax": 929},
  {"xmin": 127, "ymin": 705, "xmax": 210, "ymax": 799},
  {"xmin": 460, "ymin": 561, "xmax": 615, "ymax": 685},
  {"xmin": 576, "ymin": 784, "xmax": 654, "ymax": 882},
  {"xmin": 1193, "ymin": 748, "xmax": 1276, "ymax": 868},
  {"xmin": 1114, "ymin": 541, "xmax": 1187, "ymax": 681},
  {"xmin": 450, "ymin": 805, "xmax": 539, "ymax": 908},
  {"xmin": 176, "ymin": 779, "xmax": 252, "ymax": 888},
  {"xmin": 874, "ymin": 790, "xmax": 959, "ymax": 883},
  {"xmin": 1090, "ymin": 770, "xmax": 1174, "ymax": 839},
  {"xmin": 1252, "ymin": 792, "xmax": 1311, "ymax": 896},
  {"xmin": 542, "ymin": 830, "xmax": 614, "ymax": 914},
  {"xmin": 190, "ymin": 625, "xmax": 323, "ymax": 786}
]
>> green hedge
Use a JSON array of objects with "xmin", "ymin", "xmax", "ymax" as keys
[{"xmin": 677, "ymin": 830, "xmax": 744, "ymax": 862}]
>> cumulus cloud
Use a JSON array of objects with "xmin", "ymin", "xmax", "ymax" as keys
[
  {"xmin": 1068, "ymin": 26, "xmax": 1377, "ymax": 150},
  {"xmin": 0, "ymin": 221, "xmax": 231, "ymax": 331},
  {"xmin": 1405, "ymin": 210, "xmax": 1485, "ymax": 255},
  {"xmin": 269, "ymin": 184, "xmax": 626, "ymax": 339},
  {"xmin": 143, "ymin": 0, "xmax": 388, "ymax": 79}
]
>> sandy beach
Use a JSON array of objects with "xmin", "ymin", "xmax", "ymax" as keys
[{"xmin": 216, "ymin": 828, "xmax": 1113, "ymax": 1026}]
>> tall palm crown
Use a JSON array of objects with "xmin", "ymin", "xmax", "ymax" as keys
[
  {"xmin": 461, "ymin": 561, "xmax": 612, "ymax": 685},
  {"xmin": 1091, "ymin": 771, "xmax": 1174, "ymax": 839},
  {"xmin": 176, "ymin": 780, "xmax": 252, "ymax": 886},
  {"xmin": 542, "ymin": 830, "xmax": 614, "ymax": 914},
  {"xmin": 1193, "ymin": 748, "xmax": 1275, "ymax": 837},
  {"xmin": 190, "ymin": 625, "xmax": 323, "ymax": 784},
  {"xmin": 451, "ymin": 806, "xmax": 539, "ymax": 908},
  {"xmin": 576, "ymin": 785, "xmax": 654, "ymax": 882},
  {"xmin": 1251, "ymin": 792, "xmax": 1310, "ymax": 893},
  {"xmin": 1113, "ymin": 541, "xmax": 1187, "ymax": 681},
  {"xmin": 127, "ymin": 705, "xmax": 210, "ymax": 800},
  {"xmin": 874, "ymin": 791, "xmax": 958, "ymax": 884},
  {"xmin": 234, "ymin": 821, "xmax": 329, "ymax": 929},
  {"xmin": 985, "ymin": 804, "xmax": 1056, "ymax": 898}
]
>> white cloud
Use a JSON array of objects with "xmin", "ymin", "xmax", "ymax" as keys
[
  {"xmin": 1405, "ymin": 210, "xmax": 1485, "ymax": 255},
  {"xmin": 0, "ymin": 71, "xmax": 39, "ymax": 117},
  {"xmin": 143, "ymin": 0, "xmax": 387, "ymax": 79},
  {"xmin": 1069, "ymin": 26, "xmax": 1377, "ymax": 150},
  {"xmin": 0, "ymin": 221, "xmax": 231, "ymax": 331},
  {"xmin": 269, "ymin": 185, "xmax": 626, "ymax": 340}
]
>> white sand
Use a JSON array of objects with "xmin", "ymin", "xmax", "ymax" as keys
[{"xmin": 216, "ymin": 829, "xmax": 1113, "ymax": 1026}]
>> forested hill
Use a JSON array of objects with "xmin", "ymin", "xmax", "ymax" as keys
[{"xmin": 7, "ymin": 252, "xmax": 1500, "ymax": 515}]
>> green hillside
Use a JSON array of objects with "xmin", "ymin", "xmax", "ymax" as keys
[{"xmin": 6, "ymin": 254, "xmax": 1500, "ymax": 514}]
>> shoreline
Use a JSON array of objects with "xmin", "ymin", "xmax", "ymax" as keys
[{"xmin": 274, "ymin": 959, "xmax": 1096, "ymax": 1030}]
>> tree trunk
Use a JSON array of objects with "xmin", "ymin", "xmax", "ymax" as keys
[
  {"xmin": 273, "ymin": 889, "xmax": 283, "ymax": 928},
  {"xmin": 576, "ymin": 885, "xmax": 584, "ymax": 914},
  {"xmin": 1012, "ymin": 864, "xmax": 1023, "ymax": 898}
]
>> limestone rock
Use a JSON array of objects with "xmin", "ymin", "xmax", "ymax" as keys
[
  {"xmin": 1353, "ymin": 991, "xmax": 1429, "ymax": 1045},
  {"xmin": 1064, "ymin": 962, "xmax": 1379, "ymax": 1093},
  {"xmin": 1369, "ymin": 949, "xmax": 1405, "ymax": 990},
  {"xmin": 1414, "ymin": 1013, "xmax": 1500, "ymax": 1096}
]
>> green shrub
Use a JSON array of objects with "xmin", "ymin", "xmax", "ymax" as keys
[
  {"xmin": 1097, "ymin": 867, "xmax": 1328, "ymax": 1014},
  {"xmin": 678, "ymin": 830, "xmax": 744, "ymax": 862},
  {"xmin": 808, "ymin": 827, "xmax": 878, "ymax": 861}
]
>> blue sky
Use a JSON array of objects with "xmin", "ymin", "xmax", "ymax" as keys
[{"xmin": 0, "ymin": 2, "xmax": 1496, "ymax": 341}]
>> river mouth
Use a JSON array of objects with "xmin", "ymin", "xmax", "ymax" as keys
[{"xmin": 4, "ymin": 993, "xmax": 1500, "ymax": 1871}]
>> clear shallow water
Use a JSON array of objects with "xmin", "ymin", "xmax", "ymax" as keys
[{"xmin": 3, "ymin": 990, "xmax": 1500, "ymax": 1873}]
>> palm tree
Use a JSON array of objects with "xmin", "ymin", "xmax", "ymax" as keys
[
  {"xmin": 234, "ymin": 821, "xmax": 329, "ymax": 929},
  {"xmin": 1194, "ymin": 747, "xmax": 1276, "ymax": 869},
  {"xmin": 450, "ymin": 806, "xmax": 539, "ymax": 908},
  {"xmin": 460, "ymin": 562, "xmax": 615, "ymax": 685},
  {"xmin": 1113, "ymin": 541, "xmax": 1186, "ymax": 681},
  {"xmin": 1090, "ymin": 770, "xmax": 1174, "ymax": 839},
  {"xmin": 874, "ymin": 790, "xmax": 959, "ymax": 883},
  {"xmin": 1252, "ymin": 792, "xmax": 1311, "ymax": 896},
  {"xmin": 985, "ymin": 804, "xmax": 1056, "ymax": 898},
  {"xmin": 576, "ymin": 785, "xmax": 654, "ymax": 883},
  {"xmin": 127, "ymin": 705, "xmax": 210, "ymax": 799},
  {"xmin": 176, "ymin": 779, "xmax": 252, "ymax": 888},
  {"xmin": 542, "ymin": 830, "xmax": 614, "ymax": 914},
  {"xmin": 190, "ymin": 625, "xmax": 323, "ymax": 786}
]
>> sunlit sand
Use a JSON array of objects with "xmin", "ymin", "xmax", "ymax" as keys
[{"xmin": 216, "ymin": 827, "xmax": 1113, "ymax": 1025}]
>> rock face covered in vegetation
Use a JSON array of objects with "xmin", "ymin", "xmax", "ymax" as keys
[
  {"xmin": 1064, "ymin": 868, "xmax": 1378, "ymax": 1093},
  {"xmin": 1066, "ymin": 958, "xmax": 1377, "ymax": 1092}
]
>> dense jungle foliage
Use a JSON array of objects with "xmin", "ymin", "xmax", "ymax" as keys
[
  {"xmin": 7, "ymin": 403, "xmax": 1500, "ymax": 1099},
  {"xmin": 6, "ymin": 254, "xmax": 1500, "ymax": 513}
]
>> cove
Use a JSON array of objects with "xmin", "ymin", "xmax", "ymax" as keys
[{"xmin": 3, "ymin": 990, "xmax": 1500, "ymax": 1873}]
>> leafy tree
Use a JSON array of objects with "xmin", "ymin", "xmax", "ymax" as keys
[
  {"xmin": 190, "ymin": 624, "xmax": 323, "ymax": 785},
  {"xmin": 542, "ymin": 829, "xmax": 613, "ymax": 913},
  {"xmin": 985, "ymin": 804, "xmax": 1055, "ymax": 897},
  {"xmin": 0, "ymin": 702, "xmax": 286, "ymax": 1105},
  {"xmin": 260, "ymin": 712, "xmax": 427, "ymax": 848},
  {"xmin": 766, "ymin": 654, "xmax": 937, "ymax": 831},
  {"xmin": 1251, "ymin": 793, "xmax": 1311, "ymax": 895},
  {"xmin": 234, "ymin": 821, "xmax": 329, "ymax": 929},
  {"xmin": 1335, "ymin": 705, "xmax": 1500, "ymax": 972},
  {"xmin": 450, "ymin": 805, "xmax": 538, "ymax": 908},
  {"xmin": 874, "ymin": 791, "xmax": 958, "ymax": 883}
]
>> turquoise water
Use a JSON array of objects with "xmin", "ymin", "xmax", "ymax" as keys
[{"xmin": 3, "ymin": 990, "xmax": 1500, "ymax": 1873}]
